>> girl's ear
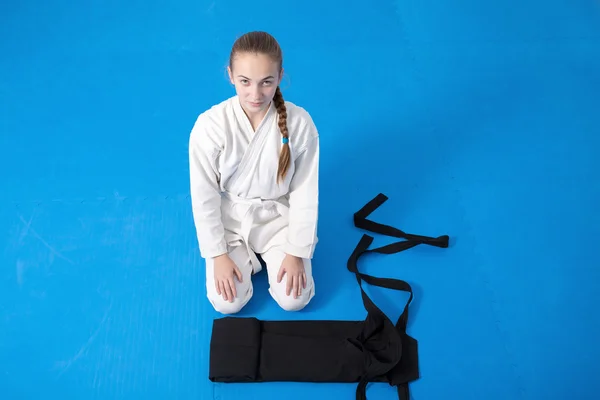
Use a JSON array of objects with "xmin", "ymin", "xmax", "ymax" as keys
[
  {"xmin": 279, "ymin": 67, "xmax": 284, "ymax": 84},
  {"xmin": 227, "ymin": 66, "xmax": 234, "ymax": 84}
]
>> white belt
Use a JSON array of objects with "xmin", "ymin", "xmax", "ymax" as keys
[{"xmin": 222, "ymin": 192, "xmax": 289, "ymax": 274}]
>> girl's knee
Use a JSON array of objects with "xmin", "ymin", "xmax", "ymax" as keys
[
  {"xmin": 269, "ymin": 280, "xmax": 315, "ymax": 311},
  {"xmin": 208, "ymin": 289, "xmax": 252, "ymax": 314},
  {"xmin": 277, "ymin": 294, "xmax": 312, "ymax": 311},
  {"xmin": 206, "ymin": 277, "xmax": 253, "ymax": 315},
  {"xmin": 205, "ymin": 246, "xmax": 254, "ymax": 315}
]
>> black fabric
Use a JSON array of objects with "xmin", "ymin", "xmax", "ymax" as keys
[{"xmin": 208, "ymin": 193, "xmax": 450, "ymax": 400}]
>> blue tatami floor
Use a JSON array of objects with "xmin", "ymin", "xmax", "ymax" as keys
[{"xmin": 1, "ymin": 1, "xmax": 599, "ymax": 399}]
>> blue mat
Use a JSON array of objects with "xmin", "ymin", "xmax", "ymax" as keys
[{"xmin": 1, "ymin": 0, "xmax": 599, "ymax": 399}]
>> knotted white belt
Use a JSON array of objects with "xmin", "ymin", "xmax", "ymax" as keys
[{"xmin": 222, "ymin": 192, "xmax": 289, "ymax": 274}]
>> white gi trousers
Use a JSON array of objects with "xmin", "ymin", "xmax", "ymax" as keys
[{"xmin": 204, "ymin": 192, "xmax": 315, "ymax": 314}]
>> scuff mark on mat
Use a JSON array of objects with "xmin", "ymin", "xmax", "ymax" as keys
[
  {"xmin": 52, "ymin": 300, "xmax": 114, "ymax": 379},
  {"xmin": 17, "ymin": 214, "xmax": 75, "ymax": 265}
]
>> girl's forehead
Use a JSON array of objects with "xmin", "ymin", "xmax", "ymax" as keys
[{"xmin": 232, "ymin": 53, "xmax": 280, "ymax": 74}]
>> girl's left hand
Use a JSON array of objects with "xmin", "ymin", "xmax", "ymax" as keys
[{"xmin": 277, "ymin": 254, "xmax": 307, "ymax": 299}]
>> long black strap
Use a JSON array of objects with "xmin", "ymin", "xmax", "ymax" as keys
[
  {"xmin": 347, "ymin": 193, "xmax": 450, "ymax": 400},
  {"xmin": 354, "ymin": 193, "xmax": 449, "ymax": 250},
  {"xmin": 352, "ymin": 193, "xmax": 449, "ymax": 331}
]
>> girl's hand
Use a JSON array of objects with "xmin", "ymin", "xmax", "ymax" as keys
[
  {"xmin": 213, "ymin": 254, "xmax": 243, "ymax": 302},
  {"xmin": 277, "ymin": 254, "xmax": 307, "ymax": 299}
]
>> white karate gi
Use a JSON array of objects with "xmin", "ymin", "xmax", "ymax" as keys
[{"xmin": 189, "ymin": 95, "xmax": 319, "ymax": 314}]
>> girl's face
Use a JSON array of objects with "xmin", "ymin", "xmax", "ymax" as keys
[{"xmin": 228, "ymin": 52, "xmax": 283, "ymax": 118}]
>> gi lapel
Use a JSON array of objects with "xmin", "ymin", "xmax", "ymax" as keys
[{"xmin": 227, "ymin": 97, "xmax": 276, "ymax": 191}]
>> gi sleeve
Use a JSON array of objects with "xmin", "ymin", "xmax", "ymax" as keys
[
  {"xmin": 284, "ymin": 126, "xmax": 320, "ymax": 259},
  {"xmin": 188, "ymin": 115, "xmax": 228, "ymax": 259}
]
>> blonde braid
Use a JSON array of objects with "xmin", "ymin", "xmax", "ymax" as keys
[{"xmin": 273, "ymin": 86, "xmax": 290, "ymax": 183}]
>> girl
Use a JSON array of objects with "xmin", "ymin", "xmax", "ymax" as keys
[{"xmin": 188, "ymin": 31, "xmax": 320, "ymax": 314}]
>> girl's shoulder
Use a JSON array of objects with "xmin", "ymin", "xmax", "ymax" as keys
[
  {"xmin": 194, "ymin": 96, "xmax": 236, "ymax": 127},
  {"xmin": 284, "ymin": 100, "xmax": 315, "ymax": 127},
  {"xmin": 283, "ymin": 100, "xmax": 319, "ymax": 146},
  {"xmin": 189, "ymin": 96, "xmax": 237, "ymax": 145}
]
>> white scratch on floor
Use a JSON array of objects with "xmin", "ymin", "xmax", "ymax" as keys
[
  {"xmin": 18, "ymin": 212, "xmax": 34, "ymax": 245},
  {"xmin": 15, "ymin": 259, "xmax": 26, "ymax": 287},
  {"xmin": 53, "ymin": 300, "xmax": 113, "ymax": 379},
  {"xmin": 18, "ymin": 214, "xmax": 75, "ymax": 265}
]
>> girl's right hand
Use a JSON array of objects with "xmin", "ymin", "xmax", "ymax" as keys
[{"xmin": 213, "ymin": 254, "xmax": 243, "ymax": 303}]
